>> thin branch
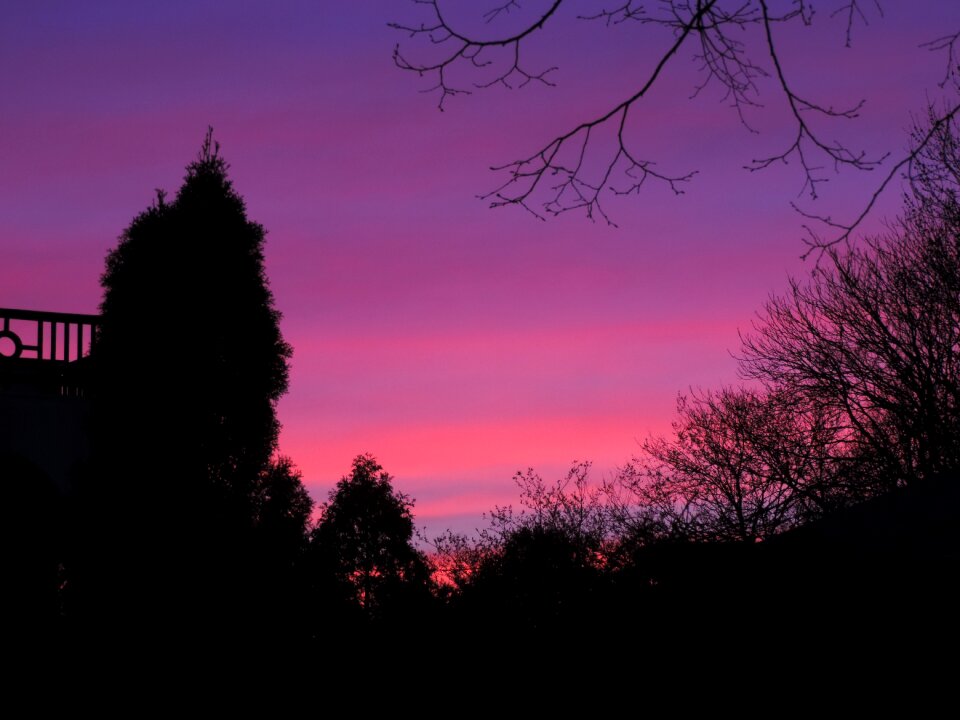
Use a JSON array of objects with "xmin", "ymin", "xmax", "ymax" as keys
[
  {"xmin": 482, "ymin": 0, "xmax": 720, "ymax": 221},
  {"xmin": 921, "ymin": 31, "xmax": 960, "ymax": 88},
  {"xmin": 830, "ymin": 0, "xmax": 883, "ymax": 48},
  {"xmin": 578, "ymin": 1, "xmax": 646, "ymax": 26},
  {"xmin": 749, "ymin": 0, "xmax": 886, "ymax": 202},
  {"xmin": 797, "ymin": 98, "xmax": 960, "ymax": 259},
  {"xmin": 484, "ymin": 0, "xmax": 523, "ymax": 24},
  {"xmin": 391, "ymin": 1, "xmax": 951, "ymax": 236},
  {"xmin": 390, "ymin": 0, "xmax": 563, "ymax": 110}
]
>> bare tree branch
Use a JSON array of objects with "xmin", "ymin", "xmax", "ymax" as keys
[
  {"xmin": 831, "ymin": 0, "xmax": 883, "ymax": 48},
  {"xmin": 748, "ymin": 0, "xmax": 887, "ymax": 204},
  {"xmin": 391, "ymin": 1, "xmax": 955, "ymax": 237},
  {"xmin": 390, "ymin": 0, "xmax": 563, "ymax": 110},
  {"xmin": 796, "ymin": 98, "xmax": 960, "ymax": 260},
  {"xmin": 481, "ymin": 0, "xmax": 720, "ymax": 223},
  {"xmin": 922, "ymin": 30, "xmax": 960, "ymax": 88}
]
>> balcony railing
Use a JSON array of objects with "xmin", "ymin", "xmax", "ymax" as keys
[
  {"xmin": 0, "ymin": 308, "xmax": 100, "ymax": 397},
  {"xmin": 0, "ymin": 307, "xmax": 99, "ymax": 364}
]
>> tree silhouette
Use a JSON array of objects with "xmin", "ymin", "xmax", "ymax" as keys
[
  {"xmin": 618, "ymin": 388, "xmax": 852, "ymax": 543},
  {"xmin": 98, "ymin": 130, "xmax": 291, "ymax": 490},
  {"xmin": 595, "ymin": 114, "xmax": 960, "ymax": 548},
  {"xmin": 606, "ymin": 120, "xmax": 960, "ymax": 543},
  {"xmin": 78, "ymin": 130, "xmax": 294, "ymax": 639},
  {"xmin": 435, "ymin": 463, "xmax": 612, "ymax": 634},
  {"xmin": 309, "ymin": 454, "xmax": 431, "ymax": 626},
  {"xmin": 740, "ymin": 189, "xmax": 960, "ymax": 487},
  {"xmin": 253, "ymin": 455, "xmax": 314, "ymax": 562},
  {"xmin": 485, "ymin": 462, "xmax": 612, "ymax": 557},
  {"xmin": 391, "ymin": 1, "xmax": 960, "ymax": 240},
  {"xmin": 246, "ymin": 456, "xmax": 314, "ymax": 646},
  {"xmin": 460, "ymin": 523, "xmax": 605, "ymax": 634}
]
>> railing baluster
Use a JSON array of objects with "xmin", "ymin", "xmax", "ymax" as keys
[
  {"xmin": 51, "ymin": 321, "xmax": 58, "ymax": 361},
  {"xmin": 37, "ymin": 320, "xmax": 44, "ymax": 360}
]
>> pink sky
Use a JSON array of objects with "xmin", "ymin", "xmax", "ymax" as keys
[{"xmin": 3, "ymin": 1, "xmax": 959, "ymax": 535}]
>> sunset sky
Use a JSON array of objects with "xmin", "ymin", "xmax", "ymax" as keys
[{"xmin": 3, "ymin": 1, "xmax": 960, "ymax": 535}]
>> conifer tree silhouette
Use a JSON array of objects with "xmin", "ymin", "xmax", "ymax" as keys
[{"xmin": 78, "ymin": 130, "xmax": 293, "ymax": 642}]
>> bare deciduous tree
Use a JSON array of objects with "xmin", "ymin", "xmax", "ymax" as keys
[
  {"xmin": 598, "ymin": 116, "xmax": 960, "ymax": 543},
  {"xmin": 740, "ymin": 170, "xmax": 960, "ymax": 485},
  {"xmin": 430, "ymin": 462, "xmax": 615, "ymax": 592},
  {"xmin": 482, "ymin": 462, "xmax": 612, "ymax": 556},
  {"xmin": 617, "ymin": 387, "xmax": 852, "ymax": 542},
  {"xmin": 392, "ymin": 1, "xmax": 960, "ymax": 244}
]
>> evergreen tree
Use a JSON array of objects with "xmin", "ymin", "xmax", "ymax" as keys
[{"xmin": 79, "ymin": 130, "xmax": 294, "ymax": 641}]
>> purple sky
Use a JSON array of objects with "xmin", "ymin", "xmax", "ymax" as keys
[{"xmin": 3, "ymin": 1, "xmax": 959, "ymax": 535}]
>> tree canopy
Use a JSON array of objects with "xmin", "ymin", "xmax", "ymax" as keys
[
  {"xmin": 98, "ymin": 130, "xmax": 291, "ymax": 494},
  {"xmin": 310, "ymin": 454, "xmax": 431, "ymax": 622},
  {"xmin": 79, "ymin": 130, "xmax": 298, "ymax": 638}
]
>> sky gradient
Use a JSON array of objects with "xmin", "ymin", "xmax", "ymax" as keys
[{"xmin": 4, "ymin": 1, "xmax": 960, "ymax": 535}]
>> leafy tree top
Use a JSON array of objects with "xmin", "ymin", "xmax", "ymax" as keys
[
  {"xmin": 312, "ymin": 454, "xmax": 430, "ymax": 613},
  {"xmin": 98, "ymin": 128, "xmax": 291, "ymax": 490}
]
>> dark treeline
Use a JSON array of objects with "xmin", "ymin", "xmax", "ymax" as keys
[{"xmin": 13, "ymin": 118, "xmax": 960, "ymax": 662}]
